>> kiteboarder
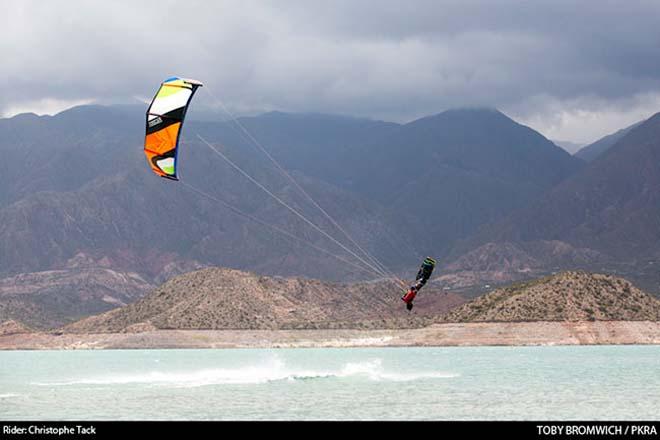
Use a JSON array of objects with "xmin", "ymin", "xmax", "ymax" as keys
[{"xmin": 402, "ymin": 257, "xmax": 436, "ymax": 311}]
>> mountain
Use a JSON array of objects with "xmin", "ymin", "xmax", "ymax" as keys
[
  {"xmin": 64, "ymin": 267, "xmax": 465, "ymax": 332},
  {"xmin": 574, "ymin": 121, "xmax": 642, "ymax": 162},
  {"xmin": 441, "ymin": 271, "xmax": 660, "ymax": 322},
  {"xmin": 448, "ymin": 112, "xmax": 660, "ymax": 294},
  {"xmin": 344, "ymin": 108, "xmax": 584, "ymax": 255},
  {"xmin": 0, "ymin": 106, "xmax": 140, "ymax": 206},
  {"xmin": 0, "ymin": 105, "xmax": 582, "ymax": 276},
  {"xmin": 0, "ymin": 106, "xmax": 410, "ymax": 280},
  {"xmin": 0, "ymin": 105, "xmax": 585, "ymax": 327},
  {"xmin": 209, "ymin": 111, "xmax": 400, "ymax": 184},
  {"xmin": 197, "ymin": 108, "xmax": 584, "ymax": 260}
]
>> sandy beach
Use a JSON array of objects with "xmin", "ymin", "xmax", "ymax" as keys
[{"xmin": 1, "ymin": 321, "xmax": 659, "ymax": 350}]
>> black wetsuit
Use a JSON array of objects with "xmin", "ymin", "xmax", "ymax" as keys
[{"xmin": 411, "ymin": 261, "xmax": 435, "ymax": 291}]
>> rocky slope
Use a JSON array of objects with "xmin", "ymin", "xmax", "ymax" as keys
[
  {"xmin": 437, "ymin": 241, "xmax": 607, "ymax": 295},
  {"xmin": 65, "ymin": 267, "xmax": 465, "ymax": 332},
  {"xmin": 441, "ymin": 271, "xmax": 660, "ymax": 322},
  {"xmin": 0, "ymin": 320, "xmax": 32, "ymax": 336},
  {"xmin": 0, "ymin": 263, "xmax": 154, "ymax": 329}
]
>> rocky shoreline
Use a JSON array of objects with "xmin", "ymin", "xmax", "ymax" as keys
[{"xmin": 1, "ymin": 321, "xmax": 658, "ymax": 350}]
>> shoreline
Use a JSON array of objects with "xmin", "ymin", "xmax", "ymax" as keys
[{"xmin": 1, "ymin": 321, "xmax": 659, "ymax": 350}]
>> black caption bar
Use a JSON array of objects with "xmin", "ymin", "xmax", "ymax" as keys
[{"xmin": 1, "ymin": 421, "xmax": 658, "ymax": 438}]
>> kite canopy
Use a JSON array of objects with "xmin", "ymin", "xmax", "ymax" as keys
[{"xmin": 144, "ymin": 77, "xmax": 203, "ymax": 180}]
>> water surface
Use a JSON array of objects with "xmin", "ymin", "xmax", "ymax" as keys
[{"xmin": 1, "ymin": 345, "xmax": 658, "ymax": 420}]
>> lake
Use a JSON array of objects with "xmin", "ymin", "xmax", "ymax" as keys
[{"xmin": 1, "ymin": 345, "xmax": 658, "ymax": 420}]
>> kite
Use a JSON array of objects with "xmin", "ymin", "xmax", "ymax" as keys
[{"xmin": 144, "ymin": 77, "xmax": 203, "ymax": 180}]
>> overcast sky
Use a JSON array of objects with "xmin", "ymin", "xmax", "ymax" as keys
[{"xmin": 2, "ymin": 0, "xmax": 660, "ymax": 143}]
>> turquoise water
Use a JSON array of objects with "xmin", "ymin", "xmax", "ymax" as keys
[{"xmin": 0, "ymin": 346, "xmax": 658, "ymax": 420}]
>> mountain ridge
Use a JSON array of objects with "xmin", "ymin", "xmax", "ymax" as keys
[
  {"xmin": 445, "ymin": 112, "xmax": 660, "ymax": 294},
  {"xmin": 574, "ymin": 120, "xmax": 643, "ymax": 162}
]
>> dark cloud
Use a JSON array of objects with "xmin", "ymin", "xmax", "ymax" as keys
[{"xmin": 3, "ymin": 0, "xmax": 660, "ymax": 142}]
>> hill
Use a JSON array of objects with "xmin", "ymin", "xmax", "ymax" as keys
[
  {"xmin": 64, "ymin": 267, "xmax": 465, "ymax": 332},
  {"xmin": 441, "ymin": 271, "xmax": 660, "ymax": 322}
]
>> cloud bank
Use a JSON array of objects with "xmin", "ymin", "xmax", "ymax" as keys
[{"xmin": 3, "ymin": 0, "xmax": 660, "ymax": 142}]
